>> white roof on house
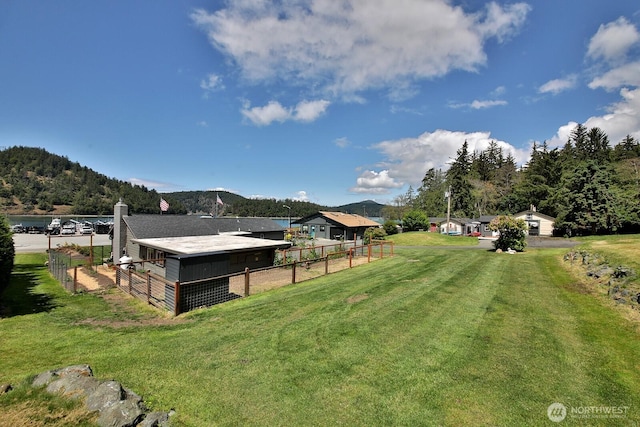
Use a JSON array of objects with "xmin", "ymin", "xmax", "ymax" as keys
[{"xmin": 132, "ymin": 235, "xmax": 291, "ymax": 255}]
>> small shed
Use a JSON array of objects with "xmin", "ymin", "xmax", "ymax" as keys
[
  {"xmin": 293, "ymin": 211, "xmax": 381, "ymax": 241},
  {"xmin": 132, "ymin": 234, "xmax": 291, "ymax": 312}
]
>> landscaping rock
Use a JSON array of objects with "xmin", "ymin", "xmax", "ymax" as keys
[
  {"xmin": 588, "ymin": 266, "xmax": 614, "ymax": 278},
  {"xmin": 0, "ymin": 383, "xmax": 12, "ymax": 394},
  {"xmin": 138, "ymin": 411, "xmax": 173, "ymax": 427},
  {"xmin": 613, "ymin": 266, "xmax": 635, "ymax": 279},
  {"xmin": 33, "ymin": 364, "xmax": 93, "ymax": 387},
  {"xmin": 98, "ymin": 398, "xmax": 145, "ymax": 427},
  {"xmin": 46, "ymin": 374, "xmax": 101, "ymax": 399},
  {"xmin": 31, "ymin": 365, "xmax": 172, "ymax": 427}
]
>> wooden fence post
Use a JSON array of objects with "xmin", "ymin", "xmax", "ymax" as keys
[
  {"xmin": 174, "ymin": 281, "xmax": 181, "ymax": 316},
  {"xmin": 349, "ymin": 249, "xmax": 353, "ymax": 268},
  {"xmin": 368, "ymin": 244, "xmax": 371, "ymax": 263},
  {"xmin": 128, "ymin": 269, "xmax": 132, "ymax": 295},
  {"xmin": 146, "ymin": 272, "xmax": 151, "ymax": 304},
  {"xmin": 292, "ymin": 261, "xmax": 297, "ymax": 284},
  {"xmin": 73, "ymin": 266, "xmax": 78, "ymax": 293},
  {"xmin": 244, "ymin": 267, "xmax": 250, "ymax": 297},
  {"xmin": 324, "ymin": 256, "xmax": 329, "ymax": 275},
  {"xmin": 380, "ymin": 242, "xmax": 384, "ymax": 259}
]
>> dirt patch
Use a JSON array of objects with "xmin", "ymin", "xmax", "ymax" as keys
[
  {"xmin": 69, "ymin": 267, "xmax": 187, "ymax": 328},
  {"xmin": 347, "ymin": 294, "xmax": 369, "ymax": 304},
  {"xmin": 76, "ymin": 292, "xmax": 188, "ymax": 328},
  {"xmin": 68, "ymin": 265, "xmax": 116, "ymax": 292}
]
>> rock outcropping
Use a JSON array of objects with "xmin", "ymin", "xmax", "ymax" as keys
[{"xmin": 31, "ymin": 365, "xmax": 173, "ymax": 427}]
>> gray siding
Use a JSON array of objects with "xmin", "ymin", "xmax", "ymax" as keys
[{"xmin": 172, "ymin": 254, "xmax": 230, "ymax": 282}]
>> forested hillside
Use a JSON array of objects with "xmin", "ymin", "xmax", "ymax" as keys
[
  {"xmin": 0, "ymin": 146, "xmax": 188, "ymax": 215},
  {"xmin": 385, "ymin": 125, "xmax": 640, "ymax": 236}
]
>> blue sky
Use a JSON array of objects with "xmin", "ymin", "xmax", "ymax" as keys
[{"xmin": 1, "ymin": 1, "xmax": 639, "ymax": 207}]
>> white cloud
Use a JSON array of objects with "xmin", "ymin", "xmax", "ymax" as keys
[
  {"xmin": 191, "ymin": 1, "xmax": 530, "ymax": 99},
  {"xmin": 293, "ymin": 191, "xmax": 310, "ymax": 202},
  {"xmin": 241, "ymin": 99, "xmax": 330, "ymax": 126},
  {"xmin": 538, "ymin": 75, "xmax": 578, "ymax": 95},
  {"xmin": 490, "ymin": 86, "xmax": 506, "ymax": 97},
  {"xmin": 470, "ymin": 99, "xmax": 508, "ymax": 109},
  {"xmin": 587, "ymin": 17, "xmax": 640, "ymax": 63},
  {"xmin": 390, "ymin": 105, "xmax": 423, "ymax": 115},
  {"xmin": 196, "ymin": 120, "xmax": 208, "ymax": 127},
  {"xmin": 334, "ymin": 137, "xmax": 350, "ymax": 148},
  {"xmin": 547, "ymin": 88, "xmax": 640, "ymax": 147},
  {"xmin": 588, "ymin": 61, "xmax": 640, "ymax": 91},
  {"xmin": 200, "ymin": 73, "xmax": 224, "ymax": 97},
  {"xmin": 350, "ymin": 129, "xmax": 529, "ymax": 194},
  {"xmin": 241, "ymin": 101, "xmax": 291, "ymax": 126},
  {"xmin": 449, "ymin": 99, "xmax": 507, "ymax": 110},
  {"xmin": 350, "ymin": 170, "xmax": 403, "ymax": 194},
  {"xmin": 293, "ymin": 100, "xmax": 331, "ymax": 122}
]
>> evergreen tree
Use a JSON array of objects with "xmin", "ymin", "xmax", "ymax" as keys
[
  {"xmin": 446, "ymin": 140, "xmax": 474, "ymax": 217},
  {"xmin": 415, "ymin": 168, "xmax": 447, "ymax": 216},
  {"xmin": 553, "ymin": 161, "xmax": 619, "ymax": 235},
  {"xmin": 612, "ymin": 135, "xmax": 640, "ymax": 160}
]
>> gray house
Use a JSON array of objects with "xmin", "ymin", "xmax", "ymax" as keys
[
  {"xmin": 113, "ymin": 200, "xmax": 291, "ymax": 311},
  {"xmin": 293, "ymin": 211, "xmax": 381, "ymax": 241}
]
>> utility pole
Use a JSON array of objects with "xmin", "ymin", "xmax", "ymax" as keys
[
  {"xmin": 283, "ymin": 205, "xmax": 291, "ymax": 229},
  {"xmin": 446, "ymin": 186, "xmax": 451, "ymax": 235}
]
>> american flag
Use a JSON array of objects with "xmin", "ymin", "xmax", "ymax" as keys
[
  {"xmin": 160, "ymin": 198, "xmax": 169, "ymax": 212},
  {"xmin": 216, "ymin": 194, "xmax": 224, "ymax": 206}
]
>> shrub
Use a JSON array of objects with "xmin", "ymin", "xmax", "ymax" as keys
[
  {"xmin": 383, "ymin": 220, "xmax": 399, "ymax": 235},
  {"xmin": 364, "ymin": 227, "xmax": 387, "ymax": 245},
  {"xmin": 0, "ymin": 216, "xmax": 15, "ymax": 293},
  {"xmin": 402, "ymin": 210, "xmax": 428, "ymax": 231},
  {"xmin": 488, "ymin": 215, "xmax": 528, "ymax": 252}
]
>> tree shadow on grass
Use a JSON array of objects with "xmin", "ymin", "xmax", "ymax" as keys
[{"xmin": 0, "ymin": 264, "xmax": 57, "ymax": 318}]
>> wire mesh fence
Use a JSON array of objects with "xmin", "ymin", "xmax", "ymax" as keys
[
  {"xmin": 115, "ymin": 267, "xmax": 173, "ymax": 311},
  {"xmin": 48, "ymin": 249, "xmax": 75, "ymax": 292},
  {"xmin": 47, "ymin": 244, "xmax": 112, "ymax": 293}
]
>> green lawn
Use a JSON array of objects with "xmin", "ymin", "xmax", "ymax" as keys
[
  {"xmin": 2, "ymin": 247, "xmax": 640, "ymax": 426},
  {"xmin": 385, "ymin": 230, "xmax": 479, "ymax": 246}
]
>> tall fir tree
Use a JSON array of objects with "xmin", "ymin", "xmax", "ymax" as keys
[{"xmin": 446, "ymin": 140, "xmax": 474, "ymax": 217}]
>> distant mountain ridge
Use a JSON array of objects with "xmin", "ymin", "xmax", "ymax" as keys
[{"xmin": 0, "ymin": 146, "xmax": 386, "ymax": 217}]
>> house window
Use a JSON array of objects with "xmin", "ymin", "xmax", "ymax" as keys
[
  {"xmin": 144, "ymin": 247, "xmax": 166, "ymax": 267},
  {"xmin": 156, "ymin": 251, "xmax": 165, "ymax": 267},
  {"xmin": 320, "ymin": 226, "xmax": 325, "ymax": 232}
]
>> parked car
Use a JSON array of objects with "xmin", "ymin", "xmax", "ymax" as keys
[
  {"xmin": 80, "ymin": 225, "xmax": 93, "ymax": 235},
  {"xmin": 61, "ymin": 224, "xmax": 76, "ymax": 235}
]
